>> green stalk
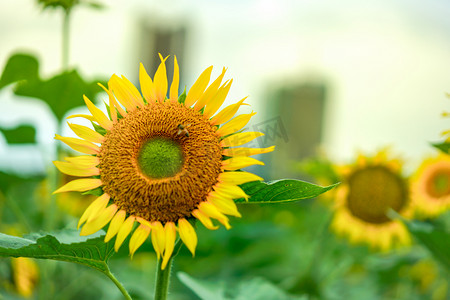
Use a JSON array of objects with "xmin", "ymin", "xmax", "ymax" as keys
[
  {"xmin": 154, "ymin": 239, "xmax": 183, "ymax": 300},
  {"xmin": 62, "ymin": 9, "xmax": 71, "ymax": 71},
  {"xmin": 103, "ymin": 267, "xmax": 132, "ymax": 300}
]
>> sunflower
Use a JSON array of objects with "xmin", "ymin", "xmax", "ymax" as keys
[
  {"xmin": 331, "ymin": 150, "xmax": 412, "ymax": 251},
  {"xmin": 53, "ymin": 55, "xmax": 274, "ymax": 269},
  {"xmin": 410, "ymin": 155, "xmax": 450, "ymax": 217}
]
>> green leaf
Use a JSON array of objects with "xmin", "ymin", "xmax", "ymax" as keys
[
  {"xmin": 91, "ymin": 122, "xmax": 107, "ymax": 136},
  {"xmin": 403, "ymin": 219, "xmax": 450, "ymax": 270},
  {"xmin": 0, "ymin": 124, "xmax": 36, "ymax": 144},
  {"xmin": 14, "ymin": 70, "xmax": 106, "ymax": 122},
  {"xmin": 0, "ymin": 229, "xmax": 114, "ymax": 272},
  {"xmin": 236, "ymin": 180, "xmax": 338, "ymax": 204},
  {"xmin": 234, "ymin": 277, "xmax": 306, "ymax": 300},
  {"xmin": 178, "ymin": 272, "xmax": 305, "ymax": 300},
  {"xmin": 0, "ymin": 53, "xmax": 39, "ymax": 89},
  {"xmin": 178, "ymin": 272, "xmax": 227, "ymax": 300},
  {"xmin": 178, "ymin": 87, "xmax": 186, "ymax": 104},
  {"xmin": 0, "ymin": 53, "xmax": 106, "ymax": 121},
  {"xmin": 431, "ymin": 141, "xmax": 450, "ymax": 154},
  {"xmin": 82, "ymin": 187, "xmax": 103, "ymax": 196}
]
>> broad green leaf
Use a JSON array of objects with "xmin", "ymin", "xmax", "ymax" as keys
[
  {"xmin": 14, "ymin": 70, "xmax": 106, "ymax": 122},
  {"xmin": 0, "ymin": 53, "xmax": 39, "ymax": 89},
  {"xmin": 431, "ymin": 141, "xmax": 450, "ymax": 155},
  {"xmin": 234, "ymin": 277, "xmax": 306, "ymax": 300},
  {"xmin": 236, "ymin": 180, "xmax": 338, "ymax": 204},
  {"xmin": 0, "ymin": 124, "xmax": 36, "ymax": 144},
  {"xmin": 178, "ymin": 272, "xmax": 227, "ymax": 300},
  {"xmin": 178, "ymin": 272, "xmax": 305, "ymax": 300},
  {"xmin": 403, "ymin": 219, "xmax": 450, "ymax": 270},
  {"xmin": 0, "ymin": 52, "xmax": 106, "ymax": 121},
  {"xmin": 0, "ymin": 229, "xmax": 114, "ymax": 272}
]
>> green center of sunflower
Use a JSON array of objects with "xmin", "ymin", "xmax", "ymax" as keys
[
  {"xmin": 137, "ymin": 137, "xmax": 184, "ymax": 179},
  {"xmin": 346, "ymin": 166, "xmax": 407, "ymax": 224},
  {"xmin": 426, "ymin": 170, "xmax": 450, "ymax": 198}
]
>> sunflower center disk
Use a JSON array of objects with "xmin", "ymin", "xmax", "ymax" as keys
[
  {"xmin": 138, "ymin": 138, "xmax": 184, "ymax": 179},
  {"xmin": 98, "ymin": 102, "xmax": 222, "ymax": 223},
  {"xmin": 426, "ymin": 170, "xmax": 450, "ymax": 198},
  {"xmin": 346, "ymin": 166, "xmax": 407, "ymax": 224}
]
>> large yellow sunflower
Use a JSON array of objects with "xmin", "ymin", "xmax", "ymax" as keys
[
  {"xmin": 331, "ymin": 150, "xmax": 412, "ymax": 251},
  {"xmin": 410, "ymin": 155, "xmax": 450, "ymax": 217},
  {"xmin": 53, "ymin": 55, "xmax": 274, "ymax": 269}
]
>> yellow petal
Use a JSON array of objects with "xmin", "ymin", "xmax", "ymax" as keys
[
  {"xmin": 83, "ymin": 95, "xmax": 113, "ymax": 130},
  {"xmin": 194, "ymin": 67, "xmax": 227, "ymax": 111},
  {"xmin": 80, "ymin": 204, "xmax": 118, "ymax": 236},
  {"xmin": 107, "ymin": 93, "xmax": 117, "ymax": 122},
  {"xmin": 129, "ymin": 224, "xmax": 151, "ymax": 257},
  {"xmin": 67, "ymin": 123, "xmax": 105, "ymax": 144},
  {"xmin": 203, "ymin": 79, "xmax": 233, "ymax": 118},
  {"xmin": 184, "ymin": 66, "xmax": 213, "ymax": 107},
  {"xmin": 109, "ymin": 75, "xmax": 139, "ymax": 111},
  {"xmin": 218, "ymin": 171, "xmax": 263, "ymax": 185},
  {"xmin": 198, "ymin": 202, "xmax": 231, "ymax": 229},
  {"xmin": 115, "ymin": 216, "xmax": 136, "ymax": 252},
  {"xmin": 161, "ymin": 222, "xmax": 176, "ymax": 270},
  {"xmin": 139, "ymin": 63, "xmax": 157, "ymax": 103},
  {"xmin": 55, "ymin": 134, "xmax": 100, "ymax": 154},
  {"xmin": 98, "ymin": 82, "xmax": 127, "ymax": 118},
  {"xmin": 136, "ymin": 217, "xmax": 152, "ymax": 228},
  {"xmin": 222, "ymin": 146, "xmax": 275, "ymax": 157},
  {"xmin": 154, "ymin": 54, "xmax": 169, "ymax": 102},
  {"xmin": 178, "ymin": 219, "xmax": 197, "ymax": 256},
  {"xmin": 121, "ymin": 75, "xmax": 145, "ymax": 107},
  {"xmin": 220, "ymin": 132, "xmax": 264, "ymax": 148},
  {"xmin": 222, "ymin": 156, "xmax": 264, "ymax": 170},
  {"xmin": 215, "ymin": 112, "xmax": 256, "ymax": 137},
  {"xmin": 67, "ymin": 114, "xmax": 95, "ymax": 121},
  {"xmin": 208, "ymin": 192, "xmax": 241, "ymax": 217},
  {"xmin": 64, "ymin": 155, "xmax": 99, "ymax": 168},
  {"xmin": 53, "ymin": 178, "xmax": 102, "ymax": 194},
  {"xmin": 169, "ymin": 56, "xmax": 180, "ymax": 102},
  {"xmin": 53, "ymin": 161, "xmax": 99, "ymax": 177},
  {"xmin": 104, "ymin": 210, "xmax": 126, "ymax": 242},
  {"xmin": 213, "ymin": 182, "xmax": 249, "ymax": 200},
  {"xmin": 210, "ymin": 97, "xmax": 248, "ymax": 125},
  {"xmin": 77, "ymin": 193, "xmax": 110, "ymax": 229},
  {"xmin": 192, "ymin": 209, "xmax": 219, "ymax": 230},
  {"xmin": 151, "ymin": 221, "xmax": 166, "ymax": 259}
]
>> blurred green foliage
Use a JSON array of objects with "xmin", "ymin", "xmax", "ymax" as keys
[
  {"xmin": 0, "ymin": 53, "xmax": 107, "ymax": 122},
  {"xmin": 0, "ymin": 125, "xmax": 36, "ymax": 144},
  {"xmin": 432, "ymin": 141, "xmax": 450, "ymax": 155},
  {"xmin": 37, "ymin": 0, "xmax": 104, "ymax": 12}
]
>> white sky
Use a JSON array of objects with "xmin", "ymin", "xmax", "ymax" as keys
[{"xmin": 0, "ymin": 0, "xmax": 450, "ymax": 174}]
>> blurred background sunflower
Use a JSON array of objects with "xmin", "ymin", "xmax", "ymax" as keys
[{"xmin": 331, "ymin": 150, "xmax": 412, "ymax": 251}]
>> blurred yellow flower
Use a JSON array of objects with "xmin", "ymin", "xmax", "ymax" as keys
[
  {"xmin": 331, "ymin": 150, "xmax": 412, "ymax": 251},
  {"xmin": 11, "ymin": 257, "xmax": 39, "ymax": 298},
  {"xmin": 410, "ymin": 155, "xmax": 450, "ymax": 217}
]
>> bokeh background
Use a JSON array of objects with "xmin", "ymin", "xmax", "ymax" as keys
[{"xmin": 0, "ymin": 0, "xmax": 449, "ymax": 299}]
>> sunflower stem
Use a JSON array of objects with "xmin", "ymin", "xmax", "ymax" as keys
[
  {"xmin": 154, "ymin": 239, "xmax": 183, "ymax": 300},
  {"xmin": 103, "ymin": 267, "xmax": 132, "ymax": 300}
]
